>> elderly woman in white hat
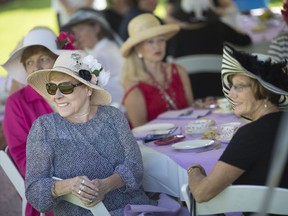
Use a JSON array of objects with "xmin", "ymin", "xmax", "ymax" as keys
[
  {"xmin": 1, "ymin": 26, "xmax": 62, "ymax": 216},
  {"xmin": 120, "ymin": 13, "xmax": 193, "ymax": 128},
  {"xmin": 187, "ymin": 44, "xmax": 288, "ymax": 205},
  {"xmin": 62, "ymin": 7, "xmax": 124, "ymax": 108},
  {"xmin": 25, "ymin": 51, "xmax": 190, "ymax": 216}
]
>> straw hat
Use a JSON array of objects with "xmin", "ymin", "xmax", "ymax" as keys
[
  {"xmin": 120, "ymin": 13, "xmax": 180, "ymax": 57},
  {"xmin": 27, "ymin": 51, "xmax": 112, "ymax": 106},
  {"xmin": 222, "ymin": 43, "xmax": 288, "ymax": 110},
  {"xmin": 1, "ymin": 27, "xmax": 62, "ymax": 85}
]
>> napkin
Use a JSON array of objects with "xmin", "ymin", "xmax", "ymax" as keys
[
  {"xmin": 124, "ymin": 193, "xmax": 190, "ymax": 216},
  {"xmin": 157, "ymin": 108, "xmax": 211, "ymax": 120},
  {"xmin": 134, "ymin": 127, "xmax": 179, "ymax": 143}
]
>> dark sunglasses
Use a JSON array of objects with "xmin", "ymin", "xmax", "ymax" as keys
[{"xmin": 46, "ymin": 82, "xmax": 83, "ymax": 95}]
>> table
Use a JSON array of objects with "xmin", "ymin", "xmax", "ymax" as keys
[
  {"xmin": 233, "ymin": 13, "xmax": 284, "ymax": 53},
  {"xmin": 137, "ymin": 108, "xmax": 246, "ymax": 200}
]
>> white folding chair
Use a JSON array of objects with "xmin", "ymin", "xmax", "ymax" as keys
[
  {"xmin": 172, "ymin": 54, "xmax": 222, "ymax": 73},
  {"xmin": 0, "ymin": 149, "xmax": 44, "ymax": 216},
  {"xmin": 172, "ymin": 54, "xmax": 223, "ymax": 99},
  {"xmin": 181, "ymin": 184, "xmax": 288, "ymax": 215}
]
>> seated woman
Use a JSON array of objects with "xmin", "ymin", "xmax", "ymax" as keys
[
  {"xmin": 120, "ymin": 13, "xmax": 193, "ymax": 128},
  {"xmin": 61, "ymin": 7, "xmax": 124, "ymax": 108},
  {"xmin": 166, "ymin": 0, "xmax": 251, "ymax": 57},
  {"xmin": 1, "ymin": 26, "xmax": 66, "ymax": 216},
  {"xmin": 188, "ymin": 44, "xmax": 288, "ymax": 205},
  {"xmin": 25, "ymin": 51, "xmax": 189, "ymax": 216}
]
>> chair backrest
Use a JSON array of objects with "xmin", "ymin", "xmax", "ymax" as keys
[
  {"xmin": 181, "ymin": 184, "xmax": 288, "ymax": 215},
  {"xmin": 0, "ymin": 149, "xmax": 27, "ymax": 216},
  {"xmin": 172, "ymin": 54, "xmax": 222, "ymax": 73},
  {"xmin": 172, "ymin": 54, "xmax": 224, "ymax": 99},
  {"xmin": 61, "ymin": 194, "xmax": 110, "ymax": 216}
]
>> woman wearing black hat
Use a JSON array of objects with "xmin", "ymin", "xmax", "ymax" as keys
[{"xmin": 187, "ymin": 44, "xmax": 288, "ymax": 204}]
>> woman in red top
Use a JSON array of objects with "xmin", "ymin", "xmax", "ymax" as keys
[{"xmin": 120, "ymin": 13, "xmax": 193, "ymax": 128}]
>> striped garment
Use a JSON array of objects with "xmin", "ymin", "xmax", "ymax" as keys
[{"xmin": 268, "ymin": 31, "xmax": 288, "ymax": 62}]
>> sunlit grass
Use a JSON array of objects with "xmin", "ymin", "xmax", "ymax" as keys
[
  {"xmin": 0, "ymin": 0, "xmax": 283, "ymax": 76},
  {"xmin": 0, "ymin": 0, "xmax": 58, "ymax": 76}
]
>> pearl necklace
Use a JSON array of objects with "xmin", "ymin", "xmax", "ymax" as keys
[{"xmin": 72, "ymin": 108, "xmax": 90, "ymax": 119}]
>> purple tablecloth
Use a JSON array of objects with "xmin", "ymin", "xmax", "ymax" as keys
[{"xmin": 137, "ymin": 110, "xmax": 246, "ymax": 174}]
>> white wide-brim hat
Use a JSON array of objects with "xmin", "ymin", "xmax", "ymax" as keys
[
  {"xmin": 27, "ymin": 51, "xmax": 112, "ymax": 106},
  {"xmin": 1, "ymin": 27, "xmax": 62, "ymax": 85},
  {"xmin": 222, "ymin": 43, "xmax": 288, "ymax": 110},
  {"xmin": 120, "ymin": 13, "xmax": 180, "ymax": 57}
]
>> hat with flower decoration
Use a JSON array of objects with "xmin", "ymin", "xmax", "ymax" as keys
[
  {"xmin": 221, "ymin": 43, "xmax": 288, "ymax": 110},
  {"xmin": 27, "ymin": 51, "xmax": 112, "ymax": 105}
]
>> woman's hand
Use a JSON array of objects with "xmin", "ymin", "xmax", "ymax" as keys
[{"xmin": 71, "ymin": 176, "xmax": 99, "ymax": 205}]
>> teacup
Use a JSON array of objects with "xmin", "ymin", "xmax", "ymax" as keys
[
  {"xmin": 219, "ymin": 122, "xmax": 241, "ymax": 142},
  {"xmin": 217, "ymin": 98, "xmax": 232, "ymax": 113},
  {"xmin": 184, "ymin": 119, "xmax": 214, "ymax": 134}
]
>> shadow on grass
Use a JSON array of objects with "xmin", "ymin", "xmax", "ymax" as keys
[{"xmin": 0, "ymin": 0, "xmax": 50, "ymax": 12}]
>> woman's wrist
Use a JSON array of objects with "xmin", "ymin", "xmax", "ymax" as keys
[
  {"xmin": 51, "ymin": 181, "xmax": 59, "ymax": 197},
  {"xmin": 187, "ymin": 164, "xmax": 206, "ymax": 175}
]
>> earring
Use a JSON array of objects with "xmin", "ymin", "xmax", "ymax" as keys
[
  {"xmin": 264, "ymin": 104, "xmax": 268, "ymax": 108},
  {"xmin": 137, "ymin": 53, "xmax": 143, "ymax": 59}
]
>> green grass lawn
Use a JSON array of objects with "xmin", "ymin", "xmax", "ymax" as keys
[{"xmin": 0, "ymin": 0, "xmax": 58, "ymax": 76}]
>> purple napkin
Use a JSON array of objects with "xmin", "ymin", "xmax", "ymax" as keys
[{"xmin": 124, "ymin": 193, "xmax": 190, "ymax": 216}]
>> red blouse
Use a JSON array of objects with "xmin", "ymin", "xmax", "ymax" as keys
[{"xmin": 123, "ymin": 64, "xmax": 188, "ymax": 122}]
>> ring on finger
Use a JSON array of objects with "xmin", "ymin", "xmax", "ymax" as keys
[
  {"xmin": 95, "ymin": 192, "xmax": 99, "ymax": 197},
  {"xmin": 81, "ymin": 179, "xmax": 85, "ymax": 184},
  {"xmin": 78, "ymin": 189, "xmax": 82, "ymax": 195},
  {"xmin": 79, "ymin": 184, "xmax": 85, "ymax": 191}
]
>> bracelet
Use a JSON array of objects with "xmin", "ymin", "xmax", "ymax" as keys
[
  {"xmin": 51, "ymin": 181, "xmax": 59, "ymax": 197},
  {"xmin": 187, "ymin": 165, "xmax": 202, "ymax": 175}
]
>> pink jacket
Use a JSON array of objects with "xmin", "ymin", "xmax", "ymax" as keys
[{"xmin": 3, "ymin": 85, "xmax": 54, "ymax": 216}]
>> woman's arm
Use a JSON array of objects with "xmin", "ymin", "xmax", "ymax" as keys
[
  {"xmin": 123, "ymin": 80, "xmax": 147, "ymax": 128},
  {"xmin": 3, "ymin": 96, "xmax": 30, "ymax": 177},
  {"xmin": 188, "ymin": 161, "xmax": 244, "ymax": 202},
  {"xmin": 110, "ymin": 109, "xmax": 145, "ymax": 191}
]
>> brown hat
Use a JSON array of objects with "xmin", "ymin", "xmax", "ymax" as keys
[
  {"xmin": 27, "ymin": 51, "xmax": 112, "ymax": 106},
  {"xmin": 120, "ymin": 13, "xmax": 180, "ymax": 57}
]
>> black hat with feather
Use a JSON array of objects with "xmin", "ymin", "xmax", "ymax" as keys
[{"xmin": 222, "ymin": 43, "xmax": 288, "ymax": 110}]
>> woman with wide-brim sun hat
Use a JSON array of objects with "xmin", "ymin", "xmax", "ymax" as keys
[
  {"xmin": 120, "ymin": 13, "xmax": 193, "ymax": 128},
  {"xmin": 187, "ymin": 43, "xmax": 288, "ymax": 205},
  {"xmin": 1, "ymin": 26, "xmax": 67, "ymax": 216},
  {"xmin": 25, "ymin": 50, "xmax": 190, "ymax": 216}
]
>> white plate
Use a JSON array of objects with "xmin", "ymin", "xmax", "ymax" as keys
[
  {"xmin": 171, "ymin": 139, "xmax": 214, "ymax": 150},
  {"xmin": 132, "ymin": 123, "xmax": 176, "ymax": 135},
  {"xmin": 213, "ymin": 108, "xmax": 233, "ymax": 114}
]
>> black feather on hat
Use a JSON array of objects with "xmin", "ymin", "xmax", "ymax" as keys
[{"xmin": 222, "ymin": 43, "xmax": 288, "ymax": 110}]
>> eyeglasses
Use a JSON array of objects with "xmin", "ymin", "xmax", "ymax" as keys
[
  {"xmin": 229, "ymin": 84, "xmax": 251, "ymax": 93},
  {"xmin": 46, "ymin": 82, "xmax": 83, "ymax": 95}
]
